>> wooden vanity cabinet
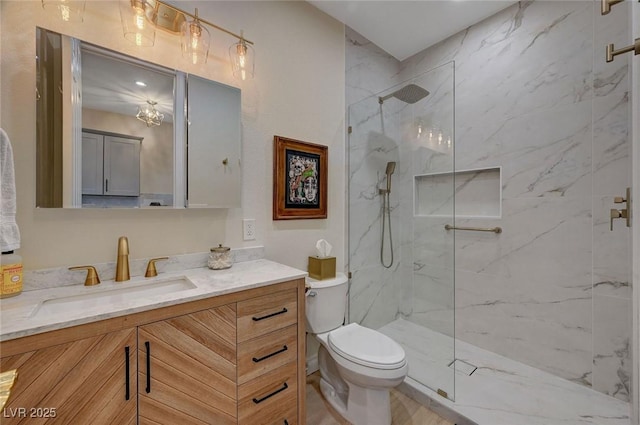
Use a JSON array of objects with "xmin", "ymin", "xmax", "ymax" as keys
[
  {"xmin": 138, "ymin": 304, "xmax": 238, "ymax": 425},
  {"xmin": 0, "ymin": 328, "xmax": 137, "ymax": 425},
  {"xmin": 0, "ymin": 279, "xmax": 306, "ymax": 425}
]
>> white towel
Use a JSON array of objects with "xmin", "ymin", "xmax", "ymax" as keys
[{"xmin": 1, "ymin": 128, "xmax": 20, "ymax": 252}]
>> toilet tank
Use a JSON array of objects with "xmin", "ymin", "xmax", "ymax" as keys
[{"xmin": 306, "ymin": 273, "xmax": 348, "ymax": 334}]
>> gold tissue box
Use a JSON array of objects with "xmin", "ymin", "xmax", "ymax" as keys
[{"xmin": 308, "ymin": 256, "xmax": 336, "ymax": 280}]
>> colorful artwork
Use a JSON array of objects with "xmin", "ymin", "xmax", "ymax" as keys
[
  {"xmin": 286, "ymin": 150, "xmax": 320, "ymax": 207},
  {"xmin": 273, "ymin": 136, "xmax": 327, "ymax": 220}
]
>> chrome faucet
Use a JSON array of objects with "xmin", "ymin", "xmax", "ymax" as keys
[{"xmin": 115, "ymin": 236, "xmax": 130, "ymax": 282}]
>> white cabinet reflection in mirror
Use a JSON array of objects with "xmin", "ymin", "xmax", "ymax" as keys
[{"xmin": 81, "ymin": 131, "xmax": 146, "ymax": 207}]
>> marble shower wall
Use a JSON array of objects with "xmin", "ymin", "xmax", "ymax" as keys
[
  {"xmin": 346, "ymin": 27, "xmax": 403, "ymax": 328},
  {"xmin": 346, "ymin": 0, "xmax": 631, "ymax": 402}
]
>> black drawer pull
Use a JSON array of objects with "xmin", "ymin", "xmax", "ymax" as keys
[
  {"xmin": 145, "ymin": 341, "xmax": 151, "ymax": 393},
  {"xmin": 252, "ymin": 307, "xmax": 288, "ymax": 322},
  {"xmin": 125, "ymin": 346, "xmax": 130, "ymax": 401},
  {"xmin": 284, "ymin": 421, "xmax": 289, "ymax": 425},
  {"xmin": 253, "ymin": 345, "xmax": 288, "ymax": 363},
  {"xmin": 252, "ymin": 382, "xmax": 288, "ymax": 404}
]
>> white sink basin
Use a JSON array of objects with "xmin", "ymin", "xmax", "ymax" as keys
[{"xmin": 32, "ymin": 276, "xmax": 196, "ymax": 317}]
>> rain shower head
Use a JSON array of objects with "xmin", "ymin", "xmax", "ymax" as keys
[{"xmin": 379, "ymin": 84, "xmax": 430, "ymax": 105}]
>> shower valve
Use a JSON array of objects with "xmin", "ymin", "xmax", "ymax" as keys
[{"xmin": 610, "ymin": 188, "xmax": 631, "ymax": 231}]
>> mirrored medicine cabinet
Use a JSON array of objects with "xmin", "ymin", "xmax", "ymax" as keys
[{"xmin": 35, "ymin": 27, "xmax": 241, "ymax": 209}]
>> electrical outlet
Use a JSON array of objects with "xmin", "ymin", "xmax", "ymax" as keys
[{"xmin": 243, "ymin": 219, "xmax": 256, "ymax": 241}]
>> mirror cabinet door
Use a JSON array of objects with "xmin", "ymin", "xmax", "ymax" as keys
[{"xmin": 186, "ymin": 75, "xmax": 241, "ymax": 208}]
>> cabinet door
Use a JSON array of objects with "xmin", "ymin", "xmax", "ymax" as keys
[
  {"xmin": 138, "ymin": 304, "xmax": 237, "ymax": 425},
  {"xmin": 81, "ymin": 131, "xmax": 104, "ymax": 195},
  {"xmin": 0, "ymin": 328, "xmax": 136, "ymax": 425},
  {"xmin": 104, "ymin": 135, "xmax": 140, "ymax": 196}
]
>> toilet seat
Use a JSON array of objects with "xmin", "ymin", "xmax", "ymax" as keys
[{"xmin": 328, "ymin": 323, "xmax": 406, "ymax": 370}]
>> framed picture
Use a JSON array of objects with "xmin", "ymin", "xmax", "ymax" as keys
[{"xmin": 273, "ymin": 136, "xmax": 328, "ymax": 220}]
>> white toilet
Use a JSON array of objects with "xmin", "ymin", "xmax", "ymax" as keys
[{"xmin": 306, "ymin": 273, "xmax": 408, "ymax": 425}]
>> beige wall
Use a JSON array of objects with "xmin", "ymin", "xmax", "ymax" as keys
[{"xmin": 1, "ymin": 1, "xmax": 345, "ymax": 272}]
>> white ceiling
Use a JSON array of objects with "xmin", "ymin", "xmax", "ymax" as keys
[
  {"xmin": 308, "ymin": 1, "xmax": 517, "ymax": 61},
  {"xmin": 82, "ymin": 50, "xmax": 174, "ymax": 122}
]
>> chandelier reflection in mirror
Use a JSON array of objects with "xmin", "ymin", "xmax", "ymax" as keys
[{"xmin": 136, "ymin": 100, "xmax": 164, "ymax": 127}]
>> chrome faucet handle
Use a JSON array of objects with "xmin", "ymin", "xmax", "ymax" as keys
[
  {"xmin": 69, "ymin": 265, "xmax": 101, "ymax": 286},
  {"xmin": 145, "ymin": 257, "xmax": 169, "ymax": 278}
]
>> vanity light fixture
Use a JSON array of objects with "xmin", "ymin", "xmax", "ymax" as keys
[
  {"xmin": 119, "ymin": 0, "xmax": 157, "ymax": 47},
  {"xmin": 125, "ymin": 0, "xmax": 255, "ymax": 78},
  {"xmin": 41, "ymin": 0, "xmax": 86, "ymax": 23},
  {"xmin": 181, "ymin": 8, "xmax": 210, "ymax": 65},
  {"xmin": 229, "ymin": 32, "xmax": 255, "ymax": 81},
  {"xmin": 136, "ymin": 100, "xmax": 164, "ymax": 127}
]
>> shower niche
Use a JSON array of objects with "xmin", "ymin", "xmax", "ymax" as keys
[{"xmin": 414, "ymin": 166, "xmax": 501, "ymax": 218}]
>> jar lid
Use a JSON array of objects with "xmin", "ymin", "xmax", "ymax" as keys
[{"xmin": 211, "ymin": 244, "xmax": 230, "ymax": 252}]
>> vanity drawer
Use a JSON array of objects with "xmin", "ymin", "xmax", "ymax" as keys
[
  {"xmin": 238, "ymin": 324, "xmax": 297, "ymax": 384},
  {"xmin": 237, "ymin": 289, "xmax": 297, "ymax": 342},
  {"xmin": 238, "ymin": 361, "xmax": 298, "ymax": 425}
]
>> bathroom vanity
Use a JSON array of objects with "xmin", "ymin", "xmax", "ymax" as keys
[{"xmin": 0, "ymin": 260, "xmax": 306, "ymax": 425}]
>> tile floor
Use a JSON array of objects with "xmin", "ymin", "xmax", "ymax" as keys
[{"xmin": 306, "ymin": 372, "xmax": 453, "ymax": 425}]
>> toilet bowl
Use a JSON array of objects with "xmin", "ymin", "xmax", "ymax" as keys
[{"xmin": 306, "ymin": 273, "xmax": 408, "ymax": 425}]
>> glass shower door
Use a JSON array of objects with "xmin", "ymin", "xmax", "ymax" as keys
[{"xmin": 347, "ymin": 62, "xmax": 456, "ymax": 400}]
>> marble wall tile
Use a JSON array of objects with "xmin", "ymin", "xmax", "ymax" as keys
[
  {"xmin": 592, "ymin": 294, "xmax": 632, "ymax": 401},
  {"xmin": 455, "ymin": 267, "xmax": 593, "ymax": 384},
  {"xmin": 592, "ymin": 91, "xmax": 631, "ymax": 196},
  {"xmin": 349, "ymin": 265, "xmax": 400, "ymax": 329},
  {"xmin": 346, "ymin": 27, "xmax": 401, "ymax": 106}
]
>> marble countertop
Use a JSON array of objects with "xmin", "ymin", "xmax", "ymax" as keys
[{"xmin": 0, "ymin": 259, "xmax": 307, "ymax": 342}]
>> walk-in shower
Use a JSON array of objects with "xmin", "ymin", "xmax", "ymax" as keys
[{"xmin": 347, "ymin": 0, "xmax": 633, "ymax": 421}]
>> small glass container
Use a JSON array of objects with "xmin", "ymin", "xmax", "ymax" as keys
[{"xmin": 208, "ymin": 244, "xmax": 232, "ymax": 270}]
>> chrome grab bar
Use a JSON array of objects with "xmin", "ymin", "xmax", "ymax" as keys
[{"xmin": 444, "ymin": 224, "xmax": 502, "ymax": 234}]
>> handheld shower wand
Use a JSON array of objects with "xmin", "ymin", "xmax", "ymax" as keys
[
  {"xmin": 380, "ymin": 162, "xmax": 396, "ymax": 268},
  {"xmin": 381, "ymin": 161, "xmax": 396, "ymax": 194}
]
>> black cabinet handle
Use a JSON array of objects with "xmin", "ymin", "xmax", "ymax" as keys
[
  {"xmin": 105, "ymin": 179, "xmax": 109, "ymax": 193},
  {"xmin": 125, "ymin": 346, "xmax": 130, "ymax": 401},
  {"xmin": 252, "ymin": 382, "xmax": 288, "ymax": 404},
  {"xmin": 253, "ymin": 345, "xmax": 288, "ymax": 363},
  {"xmin": 284, "ymin": 421, "xmax": 289, "ymax": 425},
  {"xmin": 145, "ymin": 341, "xmax": 151, "ymax": 393},
  {"xmin": 252, "ymin": 307, "xmax": 287, "ymax": 322}
]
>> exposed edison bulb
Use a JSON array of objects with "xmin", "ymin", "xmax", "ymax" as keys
[
  {"xmin": 59, "ymin": 4, "xmax": 71, "ymax": 21},
  {"xmin": 190, "ymin": 23, "xmax": 201, "ymax": 49},
  {"xmin": 447, "ymin": 138, "xmax": 452, "ymax": 147},
  {"xmin": 237, "ymin": 44, "xmax": 247, "ymax": 74},
  {"xmin": 417, "ymin": 124, "xmax": 423, "ymax": 138},
  {"xmin": 438, "ymin": 132, "xmax": 443, "ymax": 144},
  {"xmin": 230, "ymin": 36, "xmax": 254, "ymax": 81}
]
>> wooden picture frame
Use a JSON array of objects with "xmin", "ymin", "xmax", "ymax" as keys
[{"xmin": 273, "ymin": 136, "xmax": 328, "ymax": 220}]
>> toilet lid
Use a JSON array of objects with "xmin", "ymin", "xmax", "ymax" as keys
[{"xmin": 328, "ymin": 324, "xmax": 406, "ymax": 370}]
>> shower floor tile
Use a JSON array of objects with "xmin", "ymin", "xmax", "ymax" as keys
[{"xmin": 378, "ymin": 318, "xmax": 630, "ymax": 425}]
